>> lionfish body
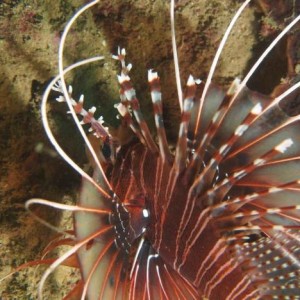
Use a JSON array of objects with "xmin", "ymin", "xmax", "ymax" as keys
[
  {"xmin": 74, "ymin": 63, "xmax": 300, "ymax": 299},
  {"xmin": 22, "ymin": 0, "xmax": 300, "ymax": 299}
]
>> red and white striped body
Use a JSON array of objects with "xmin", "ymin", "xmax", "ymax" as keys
[{"xmin": 35, "ymin": 1, "xmax": 300, "ymax": 299}]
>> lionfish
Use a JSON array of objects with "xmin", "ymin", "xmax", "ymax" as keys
[{"xmin": 6, "ymin": 0, "xmax": 300, "ymax": 299}]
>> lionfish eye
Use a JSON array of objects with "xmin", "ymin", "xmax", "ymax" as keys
[
  {"xmin": 3, "ymin": 1, "xmax": 300, "ymax": 299},
  {"xmin": 109, "ymin": 196, "xmax": 150, "ymax": 255}
]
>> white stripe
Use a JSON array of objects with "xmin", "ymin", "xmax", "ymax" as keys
[
  {"xmin": 275, "ymin": 138, "xmax": 293, "ymax": 153},
  {"xmin": 235, "ymin": 124, "xmax": 249, "ymax": 136},
  {"xmin": 251, "ymin": 103, "xmax": 262, "ymax": 115}
]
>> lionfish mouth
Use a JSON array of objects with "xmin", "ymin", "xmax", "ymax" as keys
[{"xmin": 5, "ymin": 0, "xmax": 300, "ymax": 299}]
